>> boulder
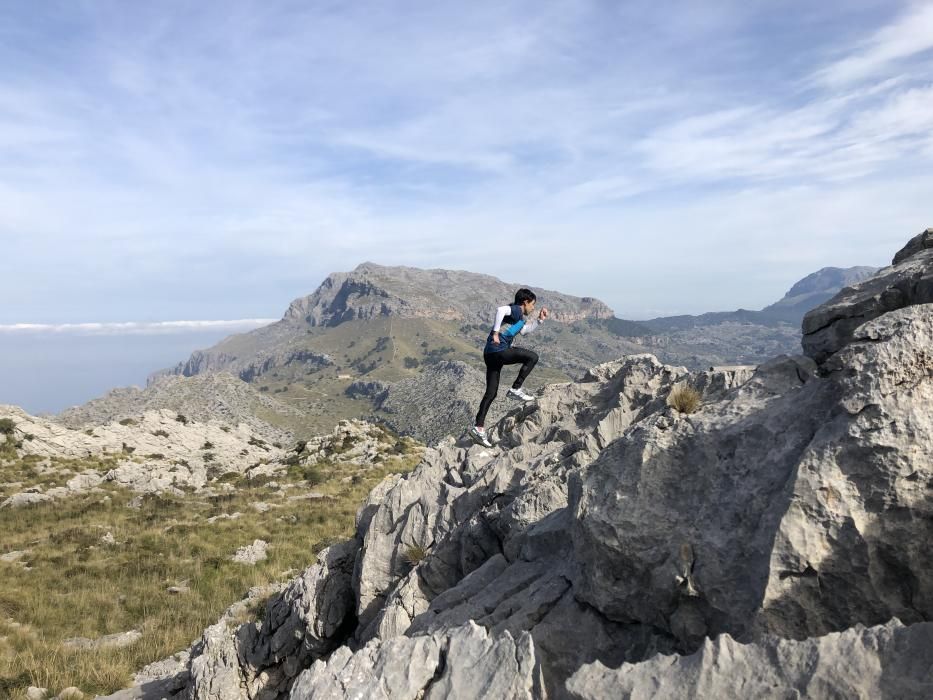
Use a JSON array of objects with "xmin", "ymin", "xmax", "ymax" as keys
[
  {"xmin": 290, "ymin": 622, "xmax": 543, "ymax": 700},
  {"xmin": 566, "ymin": 619, "xmax": 933, "ymax": 700},
  {"xmin": 802, "ymin": 229, "xmax": 933, "ymax": 363}
]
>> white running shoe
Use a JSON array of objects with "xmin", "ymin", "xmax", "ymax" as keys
[
  {"xmin": 468, "ymin": 426, "xmax": 493, "ymax": 448},
  {"xmin": 507, "ymin": 387, "xmax": 535, "ymax": 402}
]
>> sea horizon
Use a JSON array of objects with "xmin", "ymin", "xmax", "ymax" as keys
[{"xmin": 0, "ymin": 320, "xmax": 275, "ymax": 415}]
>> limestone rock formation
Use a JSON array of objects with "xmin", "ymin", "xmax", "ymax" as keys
[
  {"xmin": 105, "ymin": 232, "xmax": 931, "ymax": 699},
  {"xmin": 290, "ymin": 622, "xmax": 543, "ymax": 699},
  {"xmin": 0, "ymin": 407, "xmax": 285, "ymax": 504},
  {"xmin": 802, "ymin": 228, "xmax": 933, "ymax": 362},
  {"xmin": 566, "ymin": 619, "xmax": 933, "ymax": 700}
]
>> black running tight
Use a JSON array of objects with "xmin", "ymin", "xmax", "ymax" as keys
[{"xmin": 475, "ymin": 347, "xmax": 538, "ymax": 427}]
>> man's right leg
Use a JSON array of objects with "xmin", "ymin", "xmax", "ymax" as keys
[{"xmin": 475, "ymin": 353, "xmax": 504, "ymax": 427}]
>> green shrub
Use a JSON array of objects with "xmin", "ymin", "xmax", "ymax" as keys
[
  {"xmin": 668, "ymin": 385, "xmax": 702, "ymax": 414},
  {"xmin": 175, "ymin": 414, "xmax": 188, "ymax": 424},
  {"xmin": 202, "ymin": 441, "xmax": 214, "ymax": 450},
  {"xmin": 403, "ymin": 356, "xmax": 419, "ymax": 369},
  {"xmin": 119, "ymin": 418, "xmax": 138, "ymax": 426},
  {"xmin": 288, "ymin": 463, "xmax": 325, "ymax": 485},
  {"xmin": 152, "ymin": 429, "xmax": 169, "ymax": 438},
  {"xmin": 0, "ymin": 418, "xmax": 15, "ymax": 435}
]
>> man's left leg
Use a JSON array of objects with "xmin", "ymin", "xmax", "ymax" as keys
[{"xmin": 500, "ymin": 347, "xmax": 538, "ymax": 401}]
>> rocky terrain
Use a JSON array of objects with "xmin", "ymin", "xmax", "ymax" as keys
[
  {"xmin": 0, "ymin": 408, "xmax": 418, "ymax": 509},
  {"xmin": 56, "ymin": 372, "xmax": 301, "ymax": 443},
  {"xmin": 0, "ymin": 405, "xmax": 288, "ymax": 506},
  {"xmin": 98, "ymin": 230, "xmax": 932, "ymax": 698}
]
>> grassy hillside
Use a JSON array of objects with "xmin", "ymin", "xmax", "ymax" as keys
[{"xmin": 0, "ymin": 438, "xmax": 422, "ymax": 697}]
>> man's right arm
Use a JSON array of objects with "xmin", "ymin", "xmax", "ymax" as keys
[{"xmin": 491, "ymin": 305, "xmax": 511, "ymax": 344}]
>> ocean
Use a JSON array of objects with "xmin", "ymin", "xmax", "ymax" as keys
[{"xmin": 0, "ymin": 328, "xmax": 259, "ymax": 416}]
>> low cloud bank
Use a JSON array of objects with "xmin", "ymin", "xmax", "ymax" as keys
[{"xmin": 0, "ymin": 319, "xmax": 278, "ymax": 336}]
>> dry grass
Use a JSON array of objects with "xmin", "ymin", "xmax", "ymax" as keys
[
  {"xmin": 402, "ymin": 544, "xmax": 427, "ymax": 567},
  {"xmin": 668, "ymin": 384, "xmax": 702, "ymax": 414},
  {"xmin": 0, "ymin": 448, "xmax": 421, "ymax": 697}
]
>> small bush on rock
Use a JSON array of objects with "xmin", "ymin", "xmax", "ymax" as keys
[
  {"xmin": 118, "ymin": 418, "xmax": 138, "ymax": 427},
  {"xmin": 403, "ymin": 544, "xmax": 427, "ymax": 566},
  {"xmin": 0, "ymin": 418, "xmax": 15, "ymax": 435},
  {"xmin": 669, "ymin": 385, "xmax": 702, "ymax": 414}
]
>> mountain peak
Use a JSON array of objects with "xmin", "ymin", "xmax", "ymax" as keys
[{"xmin": 283, "ymin": 263, "xmax": 614, "ymax": 327}]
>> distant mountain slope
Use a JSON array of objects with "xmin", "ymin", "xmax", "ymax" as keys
[{"xmin": 643, "ymin": 267, "xmax": 878, "ymax": 331}]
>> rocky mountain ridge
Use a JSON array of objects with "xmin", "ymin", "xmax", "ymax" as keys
[
  {"xmin": 283, "ymin": 263, "xmax": 615, "ymax": 327},
  {"xmin": 101, "ymin": 229, "xmax": 932, "ymax": 698}
]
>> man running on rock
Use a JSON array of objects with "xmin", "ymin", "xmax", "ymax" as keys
[{"xmin": 469, "ymin": 288, "xmax": 549, "ymax": 448}]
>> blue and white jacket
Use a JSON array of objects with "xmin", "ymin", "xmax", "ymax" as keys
[{"xmin": 483, "ymin": 304, "xmax": 543, "ymax": 354}]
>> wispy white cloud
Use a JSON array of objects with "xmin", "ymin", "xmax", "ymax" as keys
[
  {"xmin": 0, "ymin": 320, "xmax": 277, "ymax": 336},
  {"xmin": 812, "ymin": 1, "xmax": 933, "ymax": 87},
  {"xmin": 0, "ymin": 0, "xmax": 930, "ymax": 324}
]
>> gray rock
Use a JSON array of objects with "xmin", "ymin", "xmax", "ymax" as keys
[
  {"xmin": 802, "ymin": 232, "xmax": 933, "ymax": 363},
  {"xmin": 566, "ymin": 619, "xmax": 933, "ymax": 700},
  {"xmin": 572, "ymin": 306, "xmax": 933, "ymax": 647},
  {"xmin": 176, "ymin": 543, "xmax": 357, "ymax": 700},
  {"xmin": 231, "ymin": 539, "xmax": 268, "ymax": 565},
  {"xmin": 892, "ymin": 226, "xmax": 933, "ymax": 265},
  {"xmin": 0, "ymin": 491, "xmax": 53, "ymax": 508},
  {"xmin": 289, "ymin": 621, "xmax": 543, "ymax": 699},
  {"xmin": 62, "ymin": 630, "xmax": 142, "ymax": 650}
]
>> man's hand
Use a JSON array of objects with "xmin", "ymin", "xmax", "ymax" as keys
[
  {"xmin": 539, "ymin": 307, "xmax": 549, "ymax": 320},
  {"xmin": 492, "ymin": 332, "xmax": 500, "ymax": 344}
]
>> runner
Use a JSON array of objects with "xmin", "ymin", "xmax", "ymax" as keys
[{"xmin": 469, "ymin": 288, "xmax": 549, "ymax": 448}]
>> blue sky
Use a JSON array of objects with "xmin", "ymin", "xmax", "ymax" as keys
[{"xmin": 1, "ymin": 0, "xmax": 931, "ymax": 327}]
